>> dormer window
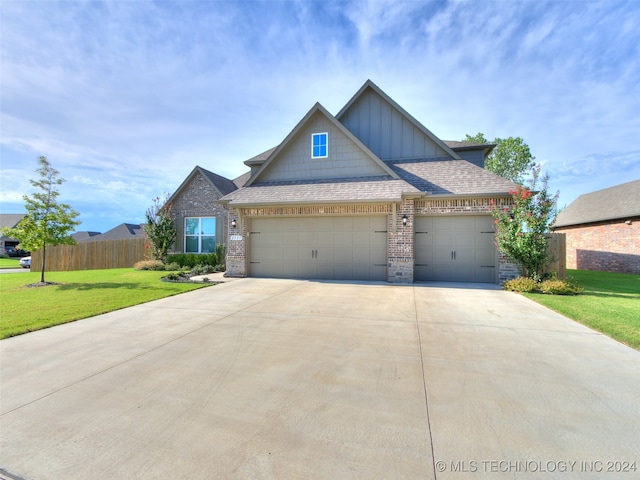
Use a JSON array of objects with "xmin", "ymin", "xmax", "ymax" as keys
[{"xmin": 312, "ymin": 132, "xmax": 328, "ymax": 158}]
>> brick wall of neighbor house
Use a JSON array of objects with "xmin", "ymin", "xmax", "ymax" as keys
[
  {"xmin": 170, "ymin": 173, "xmax": 228, "ymax": 253},
  {"xmin": 225, "ymin": 196, "xmax": 521, "ymax": 283},
  {"xmin": 555, "ymin": 218, "xmax": 640, "ymax": 274}
]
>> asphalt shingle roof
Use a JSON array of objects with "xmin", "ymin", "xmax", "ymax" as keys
[
  {"xmin": 0, "ymin": 214, "xmax": 25, "ymax": 230},
  {"xmin": 443, "ymin": 140, "xmax": 495, "ymax": 150},
  {"xmin": 221, "ymin": 176, "xmax": 420, "ymax": 205},
  {"xmin": 388, "ymin": 158, "xmax": 518, "ymax": 195},
  {"xmin": 220, "ymin": 157, "xmax": 519, "ymax": 206},
  {"xmin": 88, "ymin": 223, "xmax": 145, "ymax": 241},
  {"xmin": 554, "ymin": 179, "xmax": 640, "ymax": 227},
  {"xmin": 199, "ymin": 167, "xmax": 238, "ymax": 196}
]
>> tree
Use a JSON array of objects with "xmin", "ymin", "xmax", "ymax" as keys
[
  {"xmin": 490, "ymin": 164, "xmax": 559, "ymax": 280},
  {"xmin": 142, "ymin": 195, "xmax": 176, "ymax": 262},
  {"xmin": 1, "ymin": 157, "xmax": 80, "ymax": 284},
  {"xmin": 464, "ymin": 133, "xmax": 536, "ymax": 184}
]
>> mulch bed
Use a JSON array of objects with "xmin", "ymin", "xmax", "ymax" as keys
[{"xmin": 26, "ymin": 282, "xmax": 62, "ymax": 288}]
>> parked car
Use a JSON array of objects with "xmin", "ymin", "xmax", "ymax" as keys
[{"xmin": 19, "ymin": 256, "xmax": 31, "ymax": 268}]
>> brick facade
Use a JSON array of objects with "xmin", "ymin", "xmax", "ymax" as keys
[
  {"xmin": 223, "ymin": 196, "xmax": 521, "ymax": 283},
  {"xmin": 169, "ymin": 172, "xmax": 228, "ymax": 253},
  {"xmin": 554, "ymin": 217, "xmax": 640, "ymax": 274}
]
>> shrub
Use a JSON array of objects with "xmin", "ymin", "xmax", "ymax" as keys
[
  {"xmin": 133, "ymin": 260, "xmax": 165, "ymax": 271},
  {"xmin": 538, "ymin": 279, "xmax": 583, "ymax": 295},
  {"xmin": 503, "ymin": 275, "xmax": 583, "ymax": 295},
  {"xmin": 215, "ymin": 243, "xmax": 226, "ymax": 269},
  {"xmin": 164, "ymin": 262, "xmax": 181, "ymax": 271},
  {"xmin": 163, "ymin": 272, "xmax": 181, "ymax": 281},
  {"xmin": 503, "ymin": 276, "xmax": 538, "ymax": 292},
  {"xmin": 190, "ymin": 264, "xmax": 216, "ymax": 275},
  {"xmin": 167, "ymin": 253, "xmax": 218, "ymax": 268}
]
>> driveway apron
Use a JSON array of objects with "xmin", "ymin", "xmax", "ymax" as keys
[{"xmin": 1, "ymin": 278, "xmax": 639, "ymax": 480}]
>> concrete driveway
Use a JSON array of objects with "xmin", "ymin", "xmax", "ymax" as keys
[{"xmin": 1, "ymin": 279, "xmax": 638, "ymax": 479}]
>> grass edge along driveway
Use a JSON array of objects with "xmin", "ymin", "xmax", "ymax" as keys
[
  {"xmin": 0, "ymin": 268, "xmax": 212, "ymax": 339},
  {"xmin": 523, "ymin": 269, "xmax": 640, "ymax": 351},
  {"xmin": 2, "ymin": 268, "xmax": 638, "ymax": 351}
]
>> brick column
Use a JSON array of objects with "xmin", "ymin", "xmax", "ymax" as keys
[
  {"xmin": 225, "ymin": 208, "xmax": 247, "ymax": 277},
  {"xmin": 387, "ymin": 198, "xmax": 415, "ymax": 283}
]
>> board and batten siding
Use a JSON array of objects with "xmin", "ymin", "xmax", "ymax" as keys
[
  {"xmin": 258, "ymin": 111, "xmax": 387, "ymax": 183},
  {"xmin": 339, "ymin": 89, "xmax": 448, "ymax": 161}
]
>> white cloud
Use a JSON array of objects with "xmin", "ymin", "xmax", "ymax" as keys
[{"xmin": 1, "ymin": 0, "xmax": 639, "ymax": 229}]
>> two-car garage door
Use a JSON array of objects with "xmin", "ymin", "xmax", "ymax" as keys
[
  {"xmin": 247, "ymin": 215, "xmax": 496, "ymax": 283},
  {"xmin": 414, "ymin": 216, "xmax": 496, "ymax": 283},
  {"xmin": 249, "ymin": 216, "xmax": 387, "ymax": 281}
]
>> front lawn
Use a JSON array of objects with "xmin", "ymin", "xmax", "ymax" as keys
[
  {"xmin": 523, "ymin": 269, "xmax": 640, "ymax": 350},
  {"xmin": 0, "ymin": 258, "xmax": 21, "ymax": 269},
  {"xmin": 0, "ymin": 268, "xmax": 212, "ymax": 339}
]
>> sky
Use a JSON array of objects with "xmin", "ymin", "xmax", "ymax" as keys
[{"xmin": 1, "ymin": 0, "xmax": 639, "ymax": 233}]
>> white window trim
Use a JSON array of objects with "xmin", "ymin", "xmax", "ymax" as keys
[
  {"xmin": 311, "ymin": 132, "xmax": 328, "ymax": 159},
  {"xmin": 184, "ymin": 217, "xmax": 216, "ymax": 254}
]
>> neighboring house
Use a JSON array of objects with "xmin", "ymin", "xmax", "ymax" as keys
[
  {"xmin": 0, "ymin": 213, "xmax": 26, "ymax": 254},
  {"xmin": 72, "ymin": 231, "xmax": 102, "ymax": 242},
  {"xmin": 85, "ymin": 223, "xmax": 145, "ymax": 242},
  {"xmin": 553, "ymin": 179, "xmax": 640, "ymax": 274},
  {"xmin": 176, "ymin": 79, "xmax": 519, "ymax": 284}
]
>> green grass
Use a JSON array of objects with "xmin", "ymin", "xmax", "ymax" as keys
[
  {"xmin": 0, "ymin": 258, "xmax": 21, "ymax": 269},
  {"xmin": 523, "ymin": 270, "xmax": 640, "ymax": 350},
  {"xmin": 0, "ymin": 268, "xmax": 212, "ymax": 339}
]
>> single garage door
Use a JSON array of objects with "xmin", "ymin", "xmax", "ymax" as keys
[
  {"xmin": 249, "ymin": 216, "xmax": 387, "ymax": 281},
  {"xmin": 415, "ymin": 216, "xmax": 496, "ymax": 283}
]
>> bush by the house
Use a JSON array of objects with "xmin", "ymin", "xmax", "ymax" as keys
[
  {"xmin": 167, "ymin": 253, "xmax": 218, "ymax": 268},
  {"xmin": 190, "ymin": 264, "xmax": 217, "ymax": 275},
  {"xmin": 503, "ymin": 276, "xmax": 538, "ymax": 292},
  {"xmin": 133, "ymin": 260, "xmax": 166, "ymax": 271},
  {"xmin": 503, "ymin": 276, "xmax": 583, "ymax": 295},
  {"xmin": 538, "ymin": 278, "xmax": 583, "ymax": 295}
]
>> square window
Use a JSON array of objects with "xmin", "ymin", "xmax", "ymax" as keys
[
  {"xmin": 184, "ymin": 217, "xmax": 216, "ymax": 253},
  {"xmin": 311, "ymin": 133, "xmax": 328, "ymax": 158}
]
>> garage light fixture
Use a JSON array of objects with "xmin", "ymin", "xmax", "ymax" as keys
[
  {"xmin": 231, "ymin": 218, "xmax": 237, "ymax": 228},
  {"xmin": 402, "ymin": 214, "xmax": 408, "ymax": 226}
]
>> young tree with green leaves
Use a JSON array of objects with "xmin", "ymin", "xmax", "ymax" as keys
[
  {"xmin": 1, "ymin": 157, "xmax": 80, "ymax": 284},
  {"xmin": 464, "ymin": 133, "xmax": 536, "ymax": 184},
  {"xmin": 143, "ymin": 195, "xmax": 176, "ymax": 262},
  {"xmin": 491, "ymin": 164, "xmax": 559, "ymax": 280}
]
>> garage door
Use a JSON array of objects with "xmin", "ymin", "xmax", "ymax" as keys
[
  {"xmin": 415, "ymin": 216, "xmax": 496, "ymax": 283},
  {"xmin": 249, "ymin": 216, "xmax": 387, "ymax": 281}
]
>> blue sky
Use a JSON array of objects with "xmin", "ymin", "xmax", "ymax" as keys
[{"xmin": 1, "ymin": 0, "xmax": 639, "ymax": 233}]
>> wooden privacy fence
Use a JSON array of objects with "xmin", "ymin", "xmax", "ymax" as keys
[
  {"xmin": 545, "ymin": 233, "xmax": 567, "ymax": 279},
  {"xmin": 30, "ymin": 238, "xmax": 148, "ymax": 272},
  {"xmin": 30, "ymin": 234, "xmax": 567, "ymax": 277}
]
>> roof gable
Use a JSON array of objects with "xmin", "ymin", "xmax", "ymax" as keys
[
  {"xmin": 337, "ymin": 80, "xmax": 462, "ymax": 161},
  {"xmin": 168, "ymin": 166, "xmax": 237, "ymax": 205},
  {"xmin": 89, "ymin": 223, "xmax": 144, "ymax": 241},
  {"xmin": 246, "ymin": 103, "xmax": 398, "ymax": 186},
  {"xmin": 555, "ymin": 179, "xmax": 640, "ymax": 227},
  {"xmin": 0, "ymin": 214, "xmax": 26, "ymax": 230}
]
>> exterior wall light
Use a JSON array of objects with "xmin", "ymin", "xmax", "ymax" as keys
[
  {"xmin": 231, "ymin": 218, "xmax": 237, "ymax": 228},
  {"xmin": 402, "ymin": 214, "xmax": 408, "ymax": 226}
]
